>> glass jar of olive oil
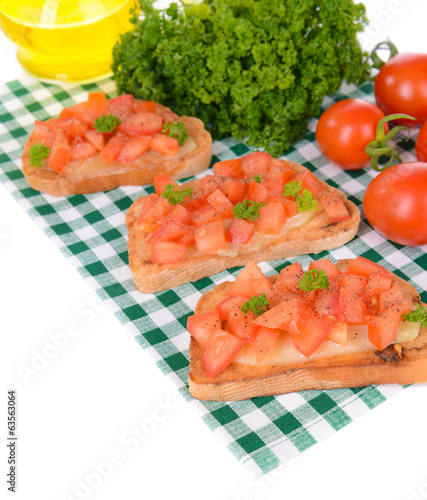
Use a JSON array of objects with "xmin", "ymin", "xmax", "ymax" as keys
[{"xmin": 0, "ymin": 0, "xmax": 135, "ymax": 83}]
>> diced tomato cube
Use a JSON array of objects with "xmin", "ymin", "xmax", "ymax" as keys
[
  {"xmin": 70, "ymin": 141, "xmax": 97, "ymax": 162},
  {"xmin": 137, "ymin": 194, "xmax": 159, "ymax": 224},
  {"xmin": 253, "ymin": 299, "xmax": 299, "ymax": 333},
  {"xmin": 150, "ymin": 133, "xmax": 179, "ymax": 156},
  {"xmin": 107, "ymin": 94, "xmax": 134, "ymax": 121},
  {"xmin": 225, "ymin": 218, "xmax": 255, "ymax": 245},
  {"xmin": 100, "ymin": 131, "xmax": 129, "ymax": 162},
  {"xmin": 132, "ymin": 100, "xmax": 157, "ymax": 113},
  {"xmin": 264, "ymin": 179, "xmax": 284, "ymax": 198},
  {"xmin": 312, "ymin": 277, "xmax": 340, "ymax": 317},
  {"xmin": 275, "ymin": 262, "xmax": 304, "ymax": 294},
  {"xmin": 254, "ymin": 201, "xmax": 286, "ymax": 235},
  {"xmin": 202, "ymin": 329, "xmax": 244, "ymax": 378},
  {"xmin": 213, "ymin": 158, "xmax": 244, "ymax": 179},
  {"xmin": 87, "ymin": 92, "xmax": 109, "ymax": 117},
  {"xmin": 190, "ymin": 205, "xmax": 223, "ymax": 227},
  {"xmin": 320, "ymin": 191, "xmax": 350, "ymax": 223},
  {"xmin": 147, "ymin": 220, "xmax": 190, "ymax": 243},
  {"xmin": 246, "ymin": 179, "xmax": 270, "ymax": 203},
  {"xmin": 327, "ymin": 319, "xmax": 348, "ymax": 346},
  {"xmin": 33, "ymin": 120, "xmax": 55, "ymax": 147},
  {"xmin": 150, "ymin": 241, "xmax": 186, "ymax": 264},
  {"xmin": 289, "ymin": 313, "xmax": 332, "ymax": 358},
  {"xmin": 116, "ymin": 135, "xmax": 152, "ymax": 163},
  {"xmin": 194, "ymin": 220, "xmax": 226, "ymax": 254},
  {"xmin": 241, "ymin": 152, "xmax": 273, "ymax": 178},
  {"xmin": 219, "ymin": 178, "xmax": 246, "ymax": 204},
  {"xmin": 166, "ymin": 204, "xmax": 190, "ymax": 224},
  {"xmin": 121, "ymin": 112, "xmax": 163, "ymax": 136},
  {"xmin": 338, "ymin": 274, "xmax": 367, "ymax": 297},
  {"xmin": 338, "ymin": 286, "xmax": 369, "ymax": 324},
  {"xmin": 154, "ymin": 174, "xmax": 178, "ymax": 196},
  {"xmin": 160, "ymin": 109, "xmax": 179, "ymax": 124},
  {"xmin": 344, "ymin": 257, "xmax": 391, "ymax": 280},
  {"xmin": 365, "ymin": 271, "xmax": 393, "ymax": 299},
  {"xmin": 47, "ymin": 130, "xmax": 71, "ymax": 173},
  {"xmin": 292, "ymin": 170, "xmax": 324, "ymax": 197},
  {"xmin": 84, "ymin": 129, "xmax": 105, "ymax": 151},
  {"xmin": 368, "ymin": 308, "xmax": 402, "ymax": 350},
  {"xmin": 175, "ymin": 230, "xmax": 195, "ymax": 246},
  {"xmin": 379, "ymin": 286, "xmax": 413, "ymax": 317},
  {"xmin": 251, "ymin": 326, "xmax": 280, "ymax": 363},
  {"xmin": 280, "ymin": 197, "xmax": 299, "ymax": 218},
  {"xmin": 54, "ymin": 118, "xmax": 89, "ymax": 143},
  {"xmin": 265, "ymin": 160, "xmax": 294, "ymax": 183},
  {"xmin": 250, "ymin": 277, "xmax": 277, "ymax": 302},
  {"xmin": 215, "ymin": 295, "xmax": 247, "ymax": 321},
  {"xmin": 227, "ymin": 261, "xmax": 265, "ymax": 298},
  {"xmin": 138, "ymin": 197, "xmax": 171, "ymax": 233},
  {"xmin": 187, "ymin": 310, "xmax": 221, "ymax": 348},
  {"xmin": 308, "ymin": 258, "xmax": 339, "ymax": 279},
  {"xmin": 226, "ymin": 309, "xmax": 258, "ymax": 344},
  {"xmin": 207, "ymin": 189, "xmax": 234, "ymax": 214}
]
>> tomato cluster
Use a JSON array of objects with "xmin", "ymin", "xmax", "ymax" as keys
[
  {"xmin": 137, "ymin": 152, "xmax": 350, "ymax": 264},
  {"xmin": 32, "ymin": 93, "xmax": 182, "ymax": 173},
  {"xmin": 188, "ymin": 257, "xmax": 413, "ymax": 379},
  {"xmin": 315, "ymin": 50, "xmax": 427, "ymax": 247}
]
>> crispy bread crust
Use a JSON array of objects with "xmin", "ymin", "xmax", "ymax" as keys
[
  {"xmin": 126, "ymin": 162, "xmax": 360, "ymax": 293},
  {"xmin": 21, "ymin": 103, "xmax": 212, "ymax": 196},
  {"xmin": 188, "ymin": 260, "xmax": 427, "ymax": 401}
]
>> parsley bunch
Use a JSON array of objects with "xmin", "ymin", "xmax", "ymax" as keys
[
  {"xmin": 112, "ymin": 0, "xmax": 369, "ymax": 154},
  {"xmin": 162, "ymin": 121, "xmax": 188, "ymax": 146},
  {"xmin": 241, "ymin": 293, "xmax": 269, "ymax": 316},
  {"xmin": 233, "ymin": 200, "xmax": 265, "ymax": 221},
  {"xmin": 161, "ymin": 184, "xmax": 192, "ymax": 205},
  {"xmin": 29, "ymin": 143, "xmax": 50, "ymax": 168},
  {"xmin": 94, "ymin": 115, "xmax": 122, "ymax": 133},
  {"xmin": 299, "ymin": 269, "xmax": 330, "ymax": 292},
  {"xmin": 284, "ymin": 181, "xmax": 317, "ymax": 212}
]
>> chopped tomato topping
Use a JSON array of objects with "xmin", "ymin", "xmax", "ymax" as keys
[
  {"xmin": 320, "ymin": 191, "xmax": 350, "ymax": 223},
  {"xmin": 219, "ymin": 178, "xmax": 246, "ymax": 204},
  {"xmin": 253, "ymin": 299, "xmax": 299, "ymax": 333},
  {"xmin": 154, "ymin": 174, "xmax": 178, "ymax": 196},
  {"xmin": 215, "ymin": 295, "xmax": 248, "ymax": 321},
  {"xmin": 47, "ymin": 130, "xmax": 71, "ymax": 173},
  {"xmin": 241, "ymin": 151, "xmax": 272, "ymax": 178},
  {"xmin": 275, "ymin": 262, "xmax": 304, "ymax": 294},
  {"xmin": 225, "ymin": 218, "xmax": 255, "ymax": 245},
  {"xmin": 150, "ymin": 134, "xmax": 180, "ymax": 156},
  {"xmin": 107, "ymin": 94, "xmax": 134, "ymax": 121},
  {"xmin": 201, "ymin": 329, "xmax": 244, "ymax": 379},
  {"xmin": 250, "ymin": 326, "xmax": 280, "ymax": 363},
  {"xmin": 116, "ymin": 135, "xmax": 152, "ymax": 164},
  {"xmin": 150, "ymin": 241, "xmax": 186, "ymax": 264},
  {"xmin": 213, "ymin": 158, "xmax": 244, "ymax": 179},
  {"xmin": 327, "ymin": 319, "xmax": 348, "ymax": 346},
  {"xmin": 308, "ymin": 258, "xmax": 339, "ymax": 279},
  {"xmin": 187, "ymin": 310, "xmax": 221, "ymax": 348},
  {"xmin": 344, "ymin": 256, "xmax": 391, "ymax": 280},
  {"xmin": 34, "ymin": 120, "xmax": 55, "ymax": 147},
  {"xmin": 226, "ymin": 309, "xmax": 258, "ymax": 344},
  {"xmin": 147, "ymin": 220, "xmax": 190, "ymax": 243},
  {"xmin": 84, "ymin": 129, "xmax": 105, "ymax": 151},
  {"xmin": 100, "ymin": 131, "xmax": 129, "ymax": 162},
  {"xmin": 132, "ymin": 100, "xmax": 157, "ymax": 114},
  {"xmin": 338, "ymin": 274, "xmax": 367, "ymax": 297},
  {"xmin": 246, "ymin": 179, "xmax": 270, "ymax": 203},
  {"xmin": 121, "ymin": 112, "xmax": 163, "ymax": 136},
  {"xmin": 194, "ymin": 220, "xmax": 226, "ymax": 254},
  {"xmin": 338, "ymin": 286, "xmax": 369, "ymax": 324},
  {"xmin": 253, "ymin": 201, "xmax": 286, "ymax": 235},
  {"xmin": 70, "ymin": 141, "xmax": 97, "ymax": 162},
  {"xmin": 227, "ymin": 261, "xmax": 266, "ymax": 298},
  {"xmin": 289, "ymin": 312, "xmax": 332, "ymax": 358}
]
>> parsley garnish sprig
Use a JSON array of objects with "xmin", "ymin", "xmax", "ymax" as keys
[
  {"xmin": 299, "ymin": 269, "xmax": 330, "ymax": 292},
  {"xmin": 94, "ymin": 114, "xmax": 122, "ymax": 133},
  {"xmin": 284, "ymin": 181, "xmax": 317, "ymax": 212},
  {"xmin": 162, "ymin": 121, "xmax": 188, "ymax": 146},
  {"xmin": 161, "ymin": 184, "xmax": 192, "ymax": 205},
  {"xmin": 403, "ymin": 303, "xmax": 427, "ymax": 328},
  {"xmin": 241, "ymin": 293, "xmax": 269, "ymax": 316},
  {"xmin": 233, "ymin": 200, "xmax": 266, "ymax": 222},
  {"xmin": 29, "ymin": 143, "xmax": 50, "ymax": 168}
]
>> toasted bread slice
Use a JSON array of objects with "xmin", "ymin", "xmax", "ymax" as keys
[
  {"xmin": 21, "ymin": 102, "xmax": 212, "ymax": 196},
  {"xmin": 188, "ymin": 260, "xmax": 427, "ymax": 401},
  {"xmin": 126, "ymin": 161, "xmax": 360, "ymax": 293}
]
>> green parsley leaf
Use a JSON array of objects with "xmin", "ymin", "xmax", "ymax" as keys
[
  {"xmin": 162, "ymin": 121, "xmax": 188, "ymax": 146},
  {"xmin": 233, "ymin": 199, "xmax": 266, "ymax": 222},
  {"xmin": 283, "ymin": 181, "xmax": 317, "ymax": 212},
  {"xmin": 161, "ymin": 184, "xmax": 192, "ymax": 205},
  {"xmin": 241, "ymin": 293, "xmax": 269, "ymax": 317},
  {"xmin": 29, "ymin": 143, "xmax": 50, "ymax": 168},
  {"xmin": 94, "ymin": 114, "xmax": 122, "ymax": 133},
  {"xmin": 254, "ymin": 174, "xmax": 262, "ymax": 183},
  {"xmin": 402, "ymin": 303, "xmax": 427, "ymax": 328},
  {"xmin": 299, "ymin": 269, "xmax": 330, "ymax": 292},
  {"xmin": 284, "ymin": 181, "xmax": 301, "ymax": 198}
]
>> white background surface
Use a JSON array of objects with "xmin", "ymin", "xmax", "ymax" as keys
[{"xmin": 2, "ymin": 1, "xmax": 427, "ymax": 499}]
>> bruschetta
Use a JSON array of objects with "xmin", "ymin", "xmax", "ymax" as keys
[
  {"xmin": 187, "ymin": 257, "xmax": 427, "ymax": 401},
  {"xmin": 21, "ymin": 93, "xmax": 212, "ymax": 196},
  {"xmin": 125, "ymin": 152, "xmax": 360, "ymax": 293}
]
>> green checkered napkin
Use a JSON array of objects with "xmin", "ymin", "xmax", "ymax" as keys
[{"xmin": 1, "ymin": 75, "xmax": 426, "ymax": 474}]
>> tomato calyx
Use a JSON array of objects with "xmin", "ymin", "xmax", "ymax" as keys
[
  {"xmin": 365, "ymin": 113, "xmax": 416, "ymax": 171},
  {"xmin": 370, "ymin": 40, "xmax": 399, "ymax": 72}
]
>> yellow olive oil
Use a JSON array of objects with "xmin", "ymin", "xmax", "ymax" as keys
[{"xmin": 0, "ymin": 0, "xmax": 135, "ymax": 83}]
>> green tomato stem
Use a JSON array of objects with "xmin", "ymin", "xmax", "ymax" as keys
[
  {"xmin": 370, "ymin": 40, "xmax": 399, "ymax": 71},
  {"xmin": 366, "ymin": 113, "xmax": 416, "ymax": 172}
]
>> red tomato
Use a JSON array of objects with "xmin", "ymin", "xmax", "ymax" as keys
[
  {"xmin": 363, "ymin": 162, "xmax": 427, "ymax": 246},
  {"xmin": 147, "ymin": 220, "xmax": 190, "ymax": 243},
  {"xmin": 252, "ymin": 299, "xmax": 299, "ymax": 333},
  {"xmin": 70, "ymin": 141, "xmax": 97, "ymax": 162},
  {"xmin": 226, "ymin": 309, "xmax": 258, "ymax": 344},
  {"xmin": 251, "ymin": 326, "xmax": 280, "ymax": 363},
  {"xmin": 320, "ymin": 191, "xmax": 350, "ymax": 223},
  {"xmin": 275, "ymin": 262, "xmax": 304, "ymax": 294},
  {"xmin": 241, "ymin": 151, "xmax": 272, "ymax": 178},
  {"xmin": 150, "ymin": 241, "xmax": 186, "ymax": 264},
  {"xmin": 374, "ymin": 53, "xmax": 427, "ymax": 126},
  {"xmin": 416, "ymin": 120, "xmax": 427, "ymax": 162},
  {"xmin": 253, "ymin": 201, "xmax": 286, "ymax": 235},
  {"xmin": 227, "ymin": 261, "xmax": 265, "ymax": 298},
  {"xmin": 84, "ymin": 129, "xmax": 105, "ymax": 151},
  {"xmin": 150, "ymin": 134, "xmax": 179, "ymax": 156},
  {"xmin": 132, "ymin": 100, "xmax": 157, "ymax": 114},
  {"xmin": 201, "ymin": 329, "xmax": 244, "ymax": 379},
  {"xmin": 225, "ymin": 219, "xmax": 255, "ymax": 245},
  {"xmin": 219, "ymin": 178, "xmax": 246, "ymax": 205},
  {"xmin": 327, "ymin": 319, "xmax": 348, "ymax": 347},
  {"xmin": 47, "ymin": 130, "xmax": 71, "ymax": 173},
  {"xmin": 246, "ymin": 179, "xmax": 269, "ymax": 203},
  {"xmin": 34, "ymin": 120, "xmax": 55, "ymax": 147},
  {"xmin": 338, "ymin": 287, "xmax": 369, "ymax": 324},
  {"xmin": 100, "ymin": 131, "xmax": 129, "ymax": 162},
  {"xmin": 213, "ymin": 158, "xmax": 244, "ymax": 179},
  {"xmin": 343, "ymin": 256, "xmax": 391, "ymax": 279},
  {"xmin": 187, "ymin": 310, "xmax": 221, "ymax": 348},
  {"xmin": 121, "ymin": 112, "xmax": 163, "ymax": 136},
  {"xmin": 215, "ymin": 295, "xmax": 247, "ymax": 321},
  {"xmin": 315, "ymin": 99, "xmax": 387, "ymax": 170},
  {"xmin": 116, "ymin": 135, "xmax": 152, "ymax": 163},
  {"xmin": 289, "ymin": 313, "xmax": 332, "ymax": 358},
  {"xmin": 153, "ymin": 173, "xmax": 178, "ymax": 196},
  {"xmin": 194, "ymin": 220, "xmax": 226, "ymax": 254},
  {"xmin": 108, "ymin": 94, "xmax": 134, "ymax": 121}
]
